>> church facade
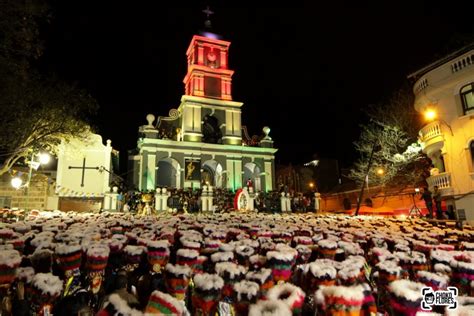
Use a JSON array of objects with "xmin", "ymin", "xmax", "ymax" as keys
[{"xmin": 128, "ymin": 33, "xmax": 277, "ymax": 192}]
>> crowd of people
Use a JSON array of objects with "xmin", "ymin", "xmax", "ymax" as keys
[
  {"xmin": 122, "ymin": 188, "xmax": 238, "ymax": 214},
  {"xmin": 420, "ymin": 186, "xmax": 448, "ymax": 219},
  {"xmin": 119, "ymin": 188, "xmax": 316, "ymax": 214},
  {"xmin": 1, "ymin": 210, "xmax": 474, "ymax": 315}
]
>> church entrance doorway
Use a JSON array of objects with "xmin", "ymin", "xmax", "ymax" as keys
[
  {"xmin": 244, "ymin": 162, "xmax": 262, "ymax": 191},
  {"xmin": 202, "ymin": 115, "xmax": 222, "ymax": 144},
  {"xmin": 201, "ymin": 160, "xmax": 224, "ymax": 188},
  {"xmin": 157, "ymin": 158, "xmax": 181, "ymax": 189}
]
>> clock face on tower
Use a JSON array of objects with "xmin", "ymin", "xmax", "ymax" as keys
[{"xmin": 207, "ymin": 51, "xmax": 217, "ymax": 62}]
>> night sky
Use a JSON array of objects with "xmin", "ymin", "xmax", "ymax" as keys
[{"xmin": 40, "ymin": 1, "xmax": 473, "ymax": 171}]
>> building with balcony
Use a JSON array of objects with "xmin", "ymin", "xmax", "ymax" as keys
[{"xmin": 409, "ymin": 43, "xmax": 474, "ymax": 220}]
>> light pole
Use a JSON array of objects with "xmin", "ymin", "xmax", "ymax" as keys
[
  {"xmin": 11, "ymin": 152, "xmax": 50, "ymax": 211},
  {"xmin": 24, "ymin": 151, "xmax": 35, "ymax": 212},
  {"xmin": 423, "ymin": 108, "xmax": 453, "ymax": 136}
]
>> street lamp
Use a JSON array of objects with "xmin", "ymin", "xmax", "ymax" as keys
[
  {"xmin": 424, "ymin": 108, "xmax": 437, "ymax": 121},
  {"xmin": 376, "ymin": 167, "xmax": 385, "ymax": 176},
  {"xmin": 11, "ymin": 152, "xmax": 51, "ymax": 211},
  {"xmin": 423, "ymin": 107, "xmax": 454, "ymax": 136},
  {"xmin": 11, "ymin": 177, "xmax": 23, "ymax": 189},
  {"xmin": 39, "ymin": 153, "xmax": 51, "ymax": 165}
]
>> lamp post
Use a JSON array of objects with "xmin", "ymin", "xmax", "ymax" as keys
[
  {"xmin": 24, "ymin": 151, "xmax": 35, "ymax": 212},
  {"xmin": 423, "ymin": 108, "xmax": 453, "ymax": 136},
  {"xmin": 11, "ymin": 152, "xmax": 51, "ymax": 211}
]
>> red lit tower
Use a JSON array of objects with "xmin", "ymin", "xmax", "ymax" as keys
[{"xmin": 183, "ymin": 35, "xmax": 233, "ymax": 100}]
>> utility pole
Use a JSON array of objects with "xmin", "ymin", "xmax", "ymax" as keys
[{"xmin": 24, "ymin": 151, "xmax": 35, "ymax": 212}]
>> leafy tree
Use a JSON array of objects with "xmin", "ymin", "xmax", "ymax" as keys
[
  {"xmin": 0, "ymin": 76, "xmax": 97, "ymax": 176},
  {"xmin": 0, "ymin": 0, "xmax": 98, "ymax": 176},
  {"xmin": 0, "ymin": 0, "xmax": 50, "ymax": 77},
  {"xmin": 349, "ymin": 87, "xmax": 431, "ymax": 189}
]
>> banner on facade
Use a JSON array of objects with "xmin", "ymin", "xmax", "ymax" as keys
[{"xmin": 184, "ymin": 159, "xmax": 201, "ymax": 181}]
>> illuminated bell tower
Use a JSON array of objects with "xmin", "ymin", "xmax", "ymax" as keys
[
  {"xmin": 130, "ymin": 8, "xmax": 277, "ymax": 193},
  {"xmin": 180, "ymin": 19, "xmax": 242, "ymax": 145},
  {"xmin": 183, "ymin": 35, "xmax": 233, "ymax": 100}
]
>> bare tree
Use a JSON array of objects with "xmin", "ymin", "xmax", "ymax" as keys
[{"xmin": 349, "ymin": 86, "xmax": 431, "ymax": 189}]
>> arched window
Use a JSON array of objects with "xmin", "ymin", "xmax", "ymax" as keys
[{"xmin": 460, "ymin": 83, "xmax": 474, "ymax": 115}]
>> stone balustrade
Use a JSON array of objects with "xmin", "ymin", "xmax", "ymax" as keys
[
  {"xmin": 419, "ymin": 121, "xmax": 443, "ymax": 143},
  {"xmin": 451, "ymin": 53, "xmax": 474, "ymax": 73},
  {"xmin": 427, "ymin": 172, "xmax": 452, "ymax": 191}
]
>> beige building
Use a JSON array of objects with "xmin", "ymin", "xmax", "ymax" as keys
[
  {"xmin": 55, "ymin": 133, "xmax": 117, "ymax": 211},
  {"xmin": 0, "ymin": 171, "xmax": 51, "ymax": 210},
  {"xmin": 409, "ymin": 43, "xmax": 474, "ymax": 219}
]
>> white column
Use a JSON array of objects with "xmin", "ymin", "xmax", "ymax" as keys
[
  {"xmin": 183, "ymin": 106, "xmax": 194, "ymax": 131},
  {"xmin": 182, "ymin": 104, "xmax": 203, "ymax": 140},
  {"xmin": 248, "ymin": 187, "xmax": 255, "ymax": 211},
  {"xmin": 193, "ymin": 106, "xmax": 202, "ymax": 133},
  {"xmin": 234, "ymin": 160, "xmax": 242, "ymax": 189},
  {"xmin": 110, "ymin": 194, "xmax": 118, "ymax": 211},
  {"xmin": 103, "ymin": 195, "xmax": 110, "ymax": 210},
  {"xmin": 208, "ymin": 186, "xmax": 214, "ymax": 212},
  {"xmin": 280, "ymin": 192, "xmax": 287, "ymax": 212},
  {"xmin": 285, "ymin": 193, "xmax": 291, "ymax": 211},
  {"xmin": 138, "ymin": 155, "xmax": 144, "ymax": 191},
  {"xmin": 226, "ymin": 160, "xmax": 235, "ymax": 190},
  {"xmin": 162, "ymin": 189, "xmax": 170, "ymax": 211},
  {"xmin": 264, "ymin": 161, "xmax": 273, "ymax": 191},
  {"xmin": 155, "ymin": 188, "xmax": 170, "ymax": 211},
  {"xmin": 314, "ymin": 192, "xmax": 321, "ymax": 212},
  {"xmin": 155, "ymin": 188, "xmax": 162, "ymax": 211},
  {"xmin": 201, "ymin": 185, "xmax": 209, "ymax": 211},
  {"xmin": 103, "ymin": 140, "xmax": 113, "ymax": 193},
  {"xmin": 147, "ymin": 154, "xmax": 156, "ymax": 191},
  {"xmin": 103, "ymin": 187, "xmax": 119, "ymax": 211},
  {"xmin": 233, "ymin": 110, "xmax": 241, "ymax": 137},
  {"xmin": 225, "ymin": 110, "xmax": 233, "ymax": 135},
  {"xmin": 56, "ymin": 146, "xmax": 64, "ymax": 193}
]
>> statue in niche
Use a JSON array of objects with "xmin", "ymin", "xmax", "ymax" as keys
[
  {"xmin": 176, "ymin": 127, "xmax": 182, "ymax": 141},
  {"xmin": 186, "ymin": 160, "xmax": 196, "ymax": 180},
  {"xmin": 202, "ymin": 115, "xmax": 222, "ymax": 144}
]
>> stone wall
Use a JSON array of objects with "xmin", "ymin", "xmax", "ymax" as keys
[
  {"xmin": 0, "ymin": 173, "xmax": 49, "ymax": 210},
  {"xmin": 320, "ymin": 188, "xmax": 426, "ymax": 212}
]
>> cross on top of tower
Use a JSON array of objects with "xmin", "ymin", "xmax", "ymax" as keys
[
  {"xmin": 202, "ymin": 6, "xmax": 214, "ymax": 18},
  {"xmin": 202, "ymin": 6, "xmax": 214, "ymax": 29}
]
